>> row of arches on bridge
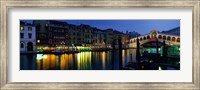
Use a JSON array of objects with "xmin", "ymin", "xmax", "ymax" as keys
[{"xmin": 130, "ymin": 35, "xmax": 180, "ymax": 43}]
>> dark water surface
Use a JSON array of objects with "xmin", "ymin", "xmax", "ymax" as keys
[{"xmin": 20, "ymin": 49, "xmax": 136, "ymax": 70}]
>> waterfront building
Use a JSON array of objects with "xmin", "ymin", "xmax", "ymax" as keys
[
  {"xmin": 34, "ymin": 20, "xmax": 49, "ymax": 46},
  {"xmin": 93, "ymin": 28, "xmax": 106, "ymax": 46},
  {"xmin": 68, "ymin": 24, "xmax": 78, "ymax": 44},
  {"xmin": 92, "ymin": 28, "xmax": 129, "ymax": 48},
  {"xmin": 105, "ymin": 28, "xmax": 114, "ymax": 46},
  {"xmin": 79, "ymin": 24, "xmax": 93, "ymax": 45},
  {"xmin": 20, "ymin": 21, "xmax": 36, "ymax": 51},
  {"xmin": 48, "ymin": 20, "xmax": 69, "ymax": 46},
  {"xmin": 32, "ymin": 20, "xmax": 129, "ymax": 51},
  {"xmin": 33, "ymin": 20, "xmax": 69, "ymax": 47},
  {"xmin": 113, "ymin": 30, "xmax": 129, "ymax": 45},
  {"xmin": 121, "ymin": 33, "xmax": 129, "ymax": 45}
]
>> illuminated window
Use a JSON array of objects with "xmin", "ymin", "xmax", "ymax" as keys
[
  {"xmin": 20, "ymin": 26, "xmax": 24, "ymax": 31},
  {"xmin": 61, "ymin": 41, "xmax": 65, "ymax": 44},
  {"xmin": 151, "ymin": 32, "xmax": 157, "ymax": 38},
  {"xmin": 28, "ymin": 27, "xmax": 32, "ymax": 31},
  {"xmin": 37, "ymin": 40, "xmax": 40, "ymax": 43}
]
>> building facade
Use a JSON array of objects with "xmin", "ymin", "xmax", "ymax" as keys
[
  {"xmin": 20, "ymin": 21, "xmax": 36, "ymax": 51},
  {"xmin": 32, "ymin": 20, "xmax": 129, "ymax": 49},
  {"xmin": 79, "ymin": 24, "xmax": 93, "ymax": 45},
  {"xmin": 93, "ymin": 28, "xmax": 105, "ymax": 46},
  {"xmin": 33, "ymin": 20, "xmax": 69, "ymax": 46},
  {"xmin": 34, "ymin": 20, "xmax": 49, "ymax": 46}
]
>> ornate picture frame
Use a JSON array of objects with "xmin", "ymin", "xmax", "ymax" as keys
[{"xmin": 0, "ymin": 0, "xmax": 199, "ymax": 89}]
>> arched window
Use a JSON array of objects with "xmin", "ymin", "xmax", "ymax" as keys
[
  {"xmin": 133, "ymin": 39, "xmax": 136, "ymax": 43},
  {"xmin": 158, "ymin": 35, "xmax": 162, "ymax": 39},
  {"xmin": 152, "ymin": 32, "xmax": 157, "ymax": 38},
  {"xmin": 163, "ymin": 36, "xmax": 166, "ymax": 40},
  {"xmin": 143, "ymin": 37, "xmax": 146, "ymax": 40},
  {"xmin": 20, "ymin": 42, "xmax": 24, "ymax": 48},
  {"xmin": 167, "ymin": 36, "xmax": 171, "ymax": 41},
  {"xmin": 147, "ymin": 35, "xmax": 150, "ymax": 39},
  {"xmin": 172, "ymin": 37, "xmax": 176, "ymax": 41},
  {"xmin": 177, "ymin": 38, "xmax": 180, "ymax": 42},
  {"xmin": 27, "ymin": 42, "xmax": 33, "ymax": 51},
  {"xmin": 140, "ymin": 38, "xmax": 143, "ymax": 41}
]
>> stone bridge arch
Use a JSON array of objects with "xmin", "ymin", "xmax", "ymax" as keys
[
  {"xmin": 128, "ymin": 30, "xmax": 180, "ymax": 48},
  {"xmin": 139, "ymin": 38, "xmax": 168, "ymax": 45}
]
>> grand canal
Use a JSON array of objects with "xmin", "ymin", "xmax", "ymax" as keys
[{"xmin": 20, "ymin": 49, "xmax": 137, "ymax": 70}]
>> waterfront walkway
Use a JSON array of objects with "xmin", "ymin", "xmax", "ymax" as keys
[{"xmin": 20, "ymin": 47, "xmax": 133, "ymax": 54}]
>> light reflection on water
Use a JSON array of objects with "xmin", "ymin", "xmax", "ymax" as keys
[{"xmin": 20, "ymin": 49, "xmax": 136, "ymax": 70}]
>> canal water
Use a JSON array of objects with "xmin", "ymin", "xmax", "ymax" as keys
[{"xmin": 20, "ymin": 49, "xmax": 137, "ymax": 70}]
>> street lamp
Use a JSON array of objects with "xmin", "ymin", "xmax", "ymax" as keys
[{"xmin": 37, "ymin": 40, "xmax": 40, "ymax": 43}]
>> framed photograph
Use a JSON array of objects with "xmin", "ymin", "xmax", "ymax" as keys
[{"xmin": 1, "ymin": 0, "xmax": 199, "ymax": 90}]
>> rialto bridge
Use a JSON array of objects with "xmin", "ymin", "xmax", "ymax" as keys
[{"xmin": 129, "ymin": 30, "xmax": 180, "ymax": 48}]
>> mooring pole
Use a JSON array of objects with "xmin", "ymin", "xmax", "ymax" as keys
[
  {"xmin": 136, "ymin": 37, "xmax": 141, "ymax": 69},
  {"xmin": 130, "ymin": 53, "xmax": 132, "ymax": 62},
  {"xmin": 118, "ymin": 36, "xmax": 123, "ymax": 70},
  {"xmin": 156, "ymin": 38, "xmax": 159, "ymax": 58},
  {"xmin": 111, "ymin": 38, "xmax": 116, "ymax": 70}
]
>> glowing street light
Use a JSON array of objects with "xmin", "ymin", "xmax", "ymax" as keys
[{"xmin": 37, "ymin": 40, "xmax": 40, "ymax": 43}]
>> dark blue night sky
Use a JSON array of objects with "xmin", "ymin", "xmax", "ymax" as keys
[{"xmin": 22, "ymin": 20, "xmax": 180, "ymax": 35}]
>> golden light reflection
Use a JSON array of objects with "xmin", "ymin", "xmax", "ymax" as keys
[
  {"xmin": 77, "ymin": 52, "xmax": 92, "ymax": 70},
  {"xmin": 55, "ymin": 56, "xmax": 59, "ymax": 69},
  {"xmin": 102, "ymin": 52, "xmax": 106, "ymax": 69},
  {"xmin": 36, "ymin": 54, "xmax": 43, "ymax": 70},
  {"xmin": 49, "ymin": 54, "xmax": 56, "ymax": 69},
  {"xmin": 60, "ymin": 54, "xmax": 67, "ymax": 70},
  {"xmin": 122, "ymin": 50, "xmax": 125, "ymax": 66},
  {"xmin": 35, "ymin": 50, "xmax": 131, "ymax": 70},
  {"xmin": 59, "ymin": 54, "xmax": 74, "ymax": 70},
  {"xmin": 43, "ymin": 55, "xmax": 47, "ymax": 59},
  {"xmin": 42, "ymin": 54, "xmax": 49, "ymax": 70},
  {"xmin": 36, "ymin": 60, "xmax": 41, "ymax": 70},
  {"xmin": 36, "ymin": 54, "xmax": 57, "ymax": 70},
  {"xmin": 77, "ymin": 53, "xmax": 80, "ymax": 61},
  {"xmin": 36, "ymin": 54, "xmax": 43, "ymax": 60}
]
